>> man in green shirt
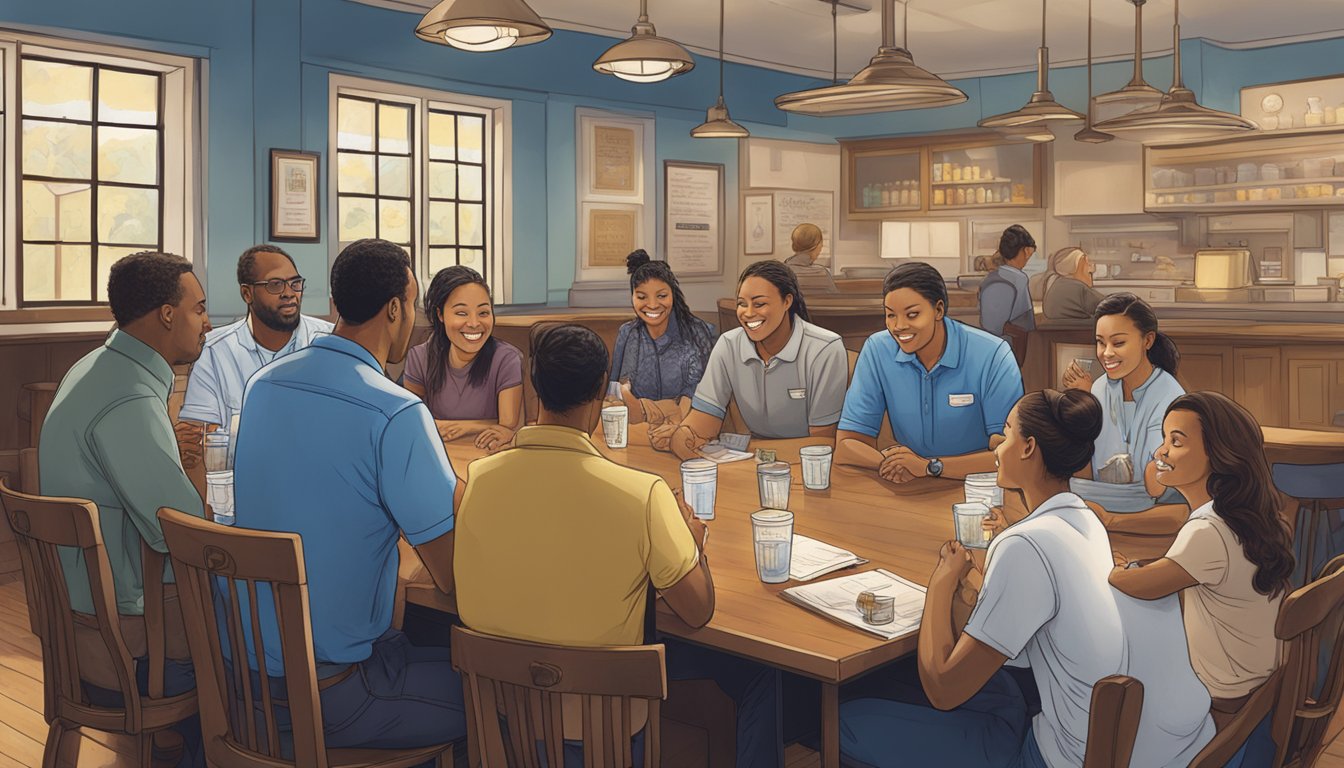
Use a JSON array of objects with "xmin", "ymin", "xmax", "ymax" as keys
[{"xmin": 39, "ymin": 251, "xmax": 212, "ymax": 703}]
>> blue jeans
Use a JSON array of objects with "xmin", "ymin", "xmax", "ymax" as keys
[
  {"xmin": 1224, "ymin": 712, "xmax": 1276, "ymax": 768},
  {"xmin": 838, "ymin": 664, "xmax": 1029, "ymax": 768},
  {"xmin": 1006, "ymin": 728, "xmax": 1048, "ymax": 768},
  {"xmin": 84, "ymin": 656, "xmax": 202, "ymax": 768},
  {"xmin": 664, "ymin": 637, "xmax": 784, "ymax": 768}
]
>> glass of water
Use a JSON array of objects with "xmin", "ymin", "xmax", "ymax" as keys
[
  {"xmin": 600, "ymin": 405, "xmax": 628, "ymax": 449},
  {"xmin": 206, "ymin": 470, "xmax": 235, "ymax": 526},
  {"xmin": 799, "ymin": 445, "xmax": 834, "ymax": 490},
  {"xmin": 751, "ymin": 509, "xmax": 794, "ymax": 583},
  {"xmin": 757, "ymin": 462, "xmax": 792, "ymax": 509},
  {"xmin": 953, "ymin": 502, "xmax": 992, "ymax": 549},
  {"xmin": 204, "ymin": 432, "xmax": 231, "ymax": 473},
  {"xmin": 680, "ymin": 459, "xmax": 718, "ymax": 520}
]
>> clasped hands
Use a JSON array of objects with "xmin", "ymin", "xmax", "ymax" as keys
[{"xmin": 878, "ymin": 445, "xmax": 929, "ymax": 484}]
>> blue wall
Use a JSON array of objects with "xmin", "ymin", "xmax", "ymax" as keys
[{"xmin": 2, "ymin": 0, "xmax": 1342, "ymax": 315}]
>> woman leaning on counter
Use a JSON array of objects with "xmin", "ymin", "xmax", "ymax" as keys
[
  {"xmin": 1042, "ymin": 246, "xmax": 1105, "ymax": 320},
  {"xmin": 836, "ymin": 261, "xmax": 1024, "ymax": 482},
  {"xmin": 657, "ymin": 260, "xmax": 849, "ymax": 459}
]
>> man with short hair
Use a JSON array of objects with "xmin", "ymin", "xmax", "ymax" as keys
[
  {"xmin": 455, "ymin": 323, "xmax": 783, "ymax": 767},
  {"xmin": 233, "ymin": 238, "xmax": 466, "ymax": 751},
  {"xmin": 177, "ymin": 244, "xmax": 331, "ymax": 463}
]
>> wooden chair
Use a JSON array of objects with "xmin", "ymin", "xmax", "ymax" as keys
[
  {"xmin": 1273, "ymin": 462, "xmax": 1344, "ymax": 588},
  {"xmin": 1269, "ymin": 552, "xmax": 1344, "ymax": 767},
  {"xmin": 0, "ymin": 479, "xmax": 197, "ymax": 768},
  {"xmin": 1083, "ymin": 675, "xmax": 1143, "ymax": 768},
  {"xmin": 156, "ymin": 506, "xmax": 456, "ymax": 768},
  {"xmin": 451, "ymin": 624, "xmax": 666, "ymax": 768}
]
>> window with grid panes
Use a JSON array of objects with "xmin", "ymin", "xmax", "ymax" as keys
[
  {"xmin": 427, "ymin": 108, "xmax": 487, "ymax": 280},
  {"xmin": 335, "ymin": 96, "xmax": 415, "ymax": 258}
]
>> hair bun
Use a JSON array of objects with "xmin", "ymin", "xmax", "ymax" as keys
[
  {"xmin": 626, "ymin": 249, "xmax": 651, "ymax": 274},
  {"xmin": 1056, "ymin": 389, "xmax": 1103, "ymax": 443}
]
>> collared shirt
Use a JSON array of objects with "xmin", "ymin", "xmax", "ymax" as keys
[
  {"xmin": 610, "ymin": 313, "xmax": 717, "ymax": 401},
  {"xmin": 455, "ymin": 425, "xmax": 699, "ymax": 648},
  {"xmin": 39, "ymin": 330, "xmax": 205, "ymax": 615},
  {"xmin": 179, "ymin": 313, "xmax": 332, "ymax": 427},
  {"xmin": 233, "ymin": 335, "xmax": 457, "ymax": 670},
  {"xmin": 691, "ymin": 318, "xmax": 848, "ymax": 439},
  {"xmin": 838, "ymin": 319, "xmax": 1022, "ymax": 458},
  {"xmin": 785, "ymin": 252, "xmax": 838, "ymax": 294},
  {"xmin": 967, "ymin": 492, "xmax": 1213, "ymax": 768},
  {"xmin": 979, "ymin": 263, "xmax": 1035, "ymax": 337}
]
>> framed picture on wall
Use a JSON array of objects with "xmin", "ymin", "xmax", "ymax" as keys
[
  {"xmin": 743, "ymin": 194, "xmax": 774, "ymax": 255},
  {"xmin": 664, "ymin": 160, "xmax": 723, "ymax": 278},
  {"xmin": 580, "ymin": 202, "xmax": 643, "ymax": 271},
  {"xmin": 580, "ymin": 113, "xmax": 646, "ymax": 203},
  {"xmin": 270, "ymin": 149, "xmax": 320, "ymax": 242}
]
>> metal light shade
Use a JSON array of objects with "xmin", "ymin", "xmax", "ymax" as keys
[
  {"xmin": 1074, "ymin": 124, "xmax": 1114, "ymax": 143},
  {"xmin": 1093, "ymin": 0, "xmax": 1164, "ymax": 111},
  {"xmin": 692, "ymin": 97, "xmax": 750, "ymax": 138},
  {"xmin": 999, "ymin": 124, "xmax": 1056, "ymax": 143},
  {"xmin": 594, "ymin": 7, "xmax": 695, "ymax": 84},
  {"xmin": 774, "ymin": 0, "xmax": 966, "ymax": 116},
  {"xmin": 414, "ymin": 0, "xmax": 552, "ymax": 51},
  {"xmin": 1073, "ymin": 0, "xmax": 1113, "ymax": 144}
]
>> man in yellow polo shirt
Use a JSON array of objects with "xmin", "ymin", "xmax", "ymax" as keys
[{"xmin": 455, "ymin": 323, "xmax": 783, "ymax": 767}]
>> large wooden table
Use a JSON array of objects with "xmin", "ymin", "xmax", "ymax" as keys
[{"xmin": 411, "ymin": 423, "xmax": 1177, "ymax": 767}]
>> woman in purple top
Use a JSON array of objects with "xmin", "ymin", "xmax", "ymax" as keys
[{"xmin": 403, "ymin": 266, "xmax": 523, "ymax": 453}]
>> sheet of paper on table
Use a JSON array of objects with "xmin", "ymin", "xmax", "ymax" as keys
[
  {"xmin": 789, "ymin": 534, "xmax": 868, "ymax": 582},
  {"xmin": 698, "ymin": 435, "xmax": 755, "ymax": 463},
  {"xmin": 780, "ymin": 569, "xmax": 926, "ymax": 640}
]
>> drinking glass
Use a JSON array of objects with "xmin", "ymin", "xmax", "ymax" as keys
[
  {"xmin": 799, "ymin": 445, "xmax": 834, "ymax": 490},
  {"xmin": 206, "ymin": 470, "xmax": 235, "ymax": 526},
  {"xmin": 680, "ymin": 459, "xmax": 718, "ymax": 521},
  {"xmin": 204, "ymin": 432, "xmax": 231, "ymax": 473},
  {"xmin": 600, "ymin": 405, "xmax": 629, "ymax": 449},
  {"xmin": 963, "ymin": 472, "xmax": 1003, "ymax": 508},
  {"xmin": 757, "ymin": 462, "xmax": 791, "ymax": 509},
  {"xmin": 751, "ymin": 509, "xmax": 794, "ymax": 583},
  {"xmin": 954, "ymin": 502, "xmax": 992, "ymax": 549}
]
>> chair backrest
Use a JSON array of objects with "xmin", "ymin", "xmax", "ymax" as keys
[
  {"xmin": 0, "ymin": 479, "xmax": 145, "ymax": 730},
  {"xmin": 1271, "ymin": 553, "xmax": 1344, "ymax": 768},
  {"xmin": 157, "ymin": 506, "xmax": 328, "ymax": 768},
  {"xmin": 451, "ymin": 625, "xmax": 666, "ymax": 768},
  {"xmin": 1083, "ymin": 675, "xmax": 1144, "ymax": 768}
]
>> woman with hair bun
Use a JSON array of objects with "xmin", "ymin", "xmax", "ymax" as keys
[
  {"xmin": 841, "ymin": 388, "xmax": 1214, "ymax": 768},
  {"xmin": 1042, "ymin": 246, "xmax": 1104, "ymax": 320},
  {"xmin": 609, "ymin": 250, "xmax": 716, "ymax": 430}
]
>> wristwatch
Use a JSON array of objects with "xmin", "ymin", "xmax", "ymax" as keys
[{"xmin": 927, "ymin": 458, "xmax": 944, "ymax": 478}]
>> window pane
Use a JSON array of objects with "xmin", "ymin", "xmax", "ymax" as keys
[
  {"xmin": 97, "ymin": 126, "xmax": 158, "ymax": 184},
  {"xmin": 429, "ymin": 247, "xmax": 456, "ymax": 276},
  {"xmin": 98, "ymin": 70, "xmax": 158, "ymax": 125},
  {"xmin": 428, "ymin": 112, "xmax": 455, "ymax": 161},
  {"xmin": 22, "ymin": 181, "xmax": 55, "ymax": 240},
  {"xmin": 97, "ymin": 185, "xmax": 159, "ymax": 244},
  {"xmin": 98, "ymin": 246, "xmax": 141, "ymax": 302},
  {"xmin": 22, "ymin": 181, "xmax": 92, "ymax": 241},
  {"xmin": 378, "ymin": 103, "xmax": 411, "ymax": 155},
  {"xmin": 459, "ymin": 203, "xmax": 483, "ymax": 247},
  {"xmin": 56, "ymin": 244, "xmax": 93, "ymax": 301},
  {"xmin": 338, "ymin": 197, "xmax": 376, "ymax": 241},
  {"xmin": 378, "ymin": 199, "xmax": 411, "ymax": 244},
  {"xmin": 337, "ymin": 98, "xmax": 375, "ymax": 151},
  {"xmin": 458, "ymin": 115, "xmax": 483, "ymax": 163},
  {"xmin": 22, "ymin": 59, "xmax": 93, "ymax": 121},
  {"xmin": 23, "ymin": 119, "xmax": 92, "ymax": 178},
  {"xmin": 379, "ymin": 155, "xmax": 411, "ymax": 198},
  {"xmin": 428, "ymin": 201, "xmax": 457, "ymax": 245},
  {"xmin": 22, "ymin": 244, "xmax": 56, "ymax": 301},
  {"xmin": 458, "ymin": 165, "xmax": 483, "ymax": 202},
  {"xmin": 337, "ymin": 152, "xmax": 375, "ymax": 194},
  {"xmin": 428, "ymin": 161, "xmax": 456, "ymax": 199},
  {"xmin": 459, "ymin": 248, "xmax": 483, "ymax": 275}
]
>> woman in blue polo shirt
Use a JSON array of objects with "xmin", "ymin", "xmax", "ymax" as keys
[{"xmin": 836, "ymin": 261, "xmax": 1023, "ymax": 483}]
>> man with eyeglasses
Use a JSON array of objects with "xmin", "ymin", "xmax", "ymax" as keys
[{"xmin": 177, "ymin": 244, "xmax": 332, "ymax": 467}]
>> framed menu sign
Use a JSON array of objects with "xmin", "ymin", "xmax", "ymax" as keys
[
  {"xmin": 582, "ymin": 203, "xmax": 641, "ymax": 269},
  {"xmin": 581, "ymin": 113, "xmax": 645, "ymax": 202},
  {"xmin": 269, "ymin": 149, "xmax": 320, "ymax": 242},
  {"xmin": 664, "ymin": 161, "xmax": 723, "ymax": 277},
  {"xmin": 593, "ymin": 126, "xmax": 637, "ymax": 193}
]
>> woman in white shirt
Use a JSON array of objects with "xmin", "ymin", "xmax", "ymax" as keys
[
  {"xmin": 840, "ymin": 389, "xmax": 1213, "ymax": 768},
  {"xmin": 1110, "ymin": 391, "xmax": 1294, "ymax": 764}
]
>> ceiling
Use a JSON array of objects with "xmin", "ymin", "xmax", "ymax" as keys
[{"xmin": 365, "ymin": 0, "xmax": 1344, "ymax": 81}]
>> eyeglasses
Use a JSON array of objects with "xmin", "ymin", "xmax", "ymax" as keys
[{"xmin": 246, "ymin": 277, "xmax": 306, "ymax": 294}]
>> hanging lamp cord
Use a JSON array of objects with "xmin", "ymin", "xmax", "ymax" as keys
[
  {"xmin": 832, "ymin": 0, "xmax": 839, "ymax": 84},
  {"xmin": 719, "ymin": 0, "xmax": 726, "ymax": 97}
]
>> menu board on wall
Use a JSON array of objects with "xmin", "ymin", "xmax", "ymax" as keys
[
  {"xmin": 593, "ymin": 126, "xmax": 637, "ymax": 193},
  {"xmin": 773, "ymin": 190, "xmax": 833, "ymax": 262},
  {"xmin": 664, "ymin": 161, "xmax": 723, "ymax": 277},
  {"xmin": 585, "ymin": 207, "xmax": 639, "ymax": 268}
]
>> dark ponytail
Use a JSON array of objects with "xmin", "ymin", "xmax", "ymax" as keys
[
  {"xmin": 424, "ymin": 266, "xmax": 497, "ymax": 396},
  {"xmin": 626, "ymin": 250, "xmax": 711, "ymax": 348},
  {"xmin": 738, "ymin": 260, "xmax": 810, "ymax": 323},
  {"xmin": 1015, "ymin": 389, "xmax": 1104, "ymax": 480},
  {"xmin": 1093, "ymin": 292, "xmax": 1180, "ymax": 376},
  {"xmin": 997, "ymin": 224, "xmax": 1037, "ymax": 264}
]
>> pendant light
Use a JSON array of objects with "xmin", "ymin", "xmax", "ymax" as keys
[
  {"xmin": 1094, "ymin": 0, "xmax": 1256, "ymax": 144},
  {"xmin": 1074, "ymin": 0, "xmax": 1113, "ymax": 143},
  {"xmin": 978, "ymin": 0, "xmax": 1083, "ymax": 129},
  {"xmin": 691, "ymin": 0, "xmax": 749, "ymax": 138},
  {"xmin": 414, "ymin": 0, "xmax": 552, "ymax": 52},
  {"xmin": 774, "ymin": 0, "xmax": 967, "ymax": 116},
  {"xmin": 594, "ymin": 0, "xmax": 695, "ymax": 84},
  {"xmin": 1092, "ymin": 0, "xmax": 1164, "ymax": 112}
]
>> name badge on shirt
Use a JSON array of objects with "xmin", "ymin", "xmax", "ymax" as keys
[
  {"xmin": 949, "ymin": 393, "xmax": 975, "ymax": 407},
  {"xmin": 788, "ymin": 388, "xmax": 808, "ymax": 400}
]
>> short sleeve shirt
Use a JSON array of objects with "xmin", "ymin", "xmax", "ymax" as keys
[
  {"xmin": 402, "ymin": 339, "xmax": 524, "ymax": 420},
  {"xmin": 691, "ymin": 318, "xmax": 848, "ymax": 439}
]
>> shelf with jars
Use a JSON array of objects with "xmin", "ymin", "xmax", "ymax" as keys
[
  {"xmin": 842, "ymin": 133, "xmax": 1044, "ymax": 219},
  {"xmin": 1145, "ymin": 127, "xmax": 1344, "ymax": 212}
]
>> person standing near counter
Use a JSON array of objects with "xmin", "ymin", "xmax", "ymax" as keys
[
  {"xmin": 979, "ymin": 224, "xmax": 1037, "ymax": 364},
  {"xmin": 659, "ymin": 260, "xmax": 848, "ymax": 459},
  {"xmin": 784, "ymin": 222, "xmax": 838, "ymax": 294},
  {"xmin": 835, "ymin": 261, "xmax": 1023, "ymax": 482},
  {"xmin": 1042, "ymin": 247, "xmax": 1104, "ymax": 320}
]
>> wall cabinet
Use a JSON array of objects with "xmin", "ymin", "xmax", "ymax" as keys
[{"xmin": 1284, "ymin": 347, "xmax": 1344, "ymax": 430}]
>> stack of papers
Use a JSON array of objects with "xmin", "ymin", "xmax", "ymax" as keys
[
  {"xmin": 789, "ymin": 535, "xmax": 868, "ymax": 581},
  {"xmin": 780, "ymin": 569, "xmax": 926, "ymax": 640},
  {"xmin": 699, "ymin": 432, "xmax": 754, "ymax": 463}
]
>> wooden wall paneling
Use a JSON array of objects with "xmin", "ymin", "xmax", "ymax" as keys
[
  {"xmin": 1234, "ymin": 347, "xmax": 1284, "ymax": 427},
  {"xmin": 0, "ymin": 345, "xmax": 51, "ymax": 451},
  {"xmin": 1288, "ymin": 357, "xmax": 1333, "ymax": 429},
  {"xmin": 1176, "ymin": 344, "xmax": 1234, "ymax": 396}
]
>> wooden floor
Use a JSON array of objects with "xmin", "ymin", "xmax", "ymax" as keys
[{"xmin": 0, "ymin": 575, "xmax": 1340, "ymax": 768}]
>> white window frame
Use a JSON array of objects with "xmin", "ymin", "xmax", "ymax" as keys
[
  {"xmin": 328, "ymin": 74, "xmax": 513, "ymax": 304},
  {"xmin": 0, "ymin": 30, "xmax": 200, "ymax": 311}
]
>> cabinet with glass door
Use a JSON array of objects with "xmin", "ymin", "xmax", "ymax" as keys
[
  {"xmin": 928, "ymin": 140, "xmax": 1042, "ymax": 210},
  {"xmin": 845, "ymin": 147, "xmax": 924, "ymax": 218}
]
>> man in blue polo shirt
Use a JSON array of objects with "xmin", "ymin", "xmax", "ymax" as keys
[
  {"xmin": 232, "ymin": 238, "xmax": 465, "ymax": 751},
  {"xmin": 836, "ymin": 261, "xmax": 1023, "ymax": 483}
]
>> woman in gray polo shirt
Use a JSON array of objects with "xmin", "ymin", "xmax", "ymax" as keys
[{"xmin": 658, "ymin": 260, "xmax": 848, "ymax": 460}]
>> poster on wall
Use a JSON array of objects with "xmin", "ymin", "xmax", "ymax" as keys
[
  {"xmin": 664, "ymin": 161, "xmax": 723, "ymax": 277},
  {"xmin": 743, "ymin": 194, "xmax": 773, "ymax": 255},
  {"xmin": 582, "ymin": 115, "xmax": 645, "ymax": 202},
  {"xmin": 270, "ymin": 149, "xmax": 320, "ymax": 242},
  {"xmin": 583, "ymin": 203, "xmax": 641, "ymax": 269},
  {"xmin": 773, "ymin": 190, "xmax": 833, "ymax": 262}
]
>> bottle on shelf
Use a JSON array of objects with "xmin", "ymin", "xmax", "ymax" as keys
[
  {"xmin": 910, "ymin": 180, "xmax": 920, "ymax": 207},
  {"xmin": 898, "ymin": 182, "xmax": 910, "ymax": 206}
]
